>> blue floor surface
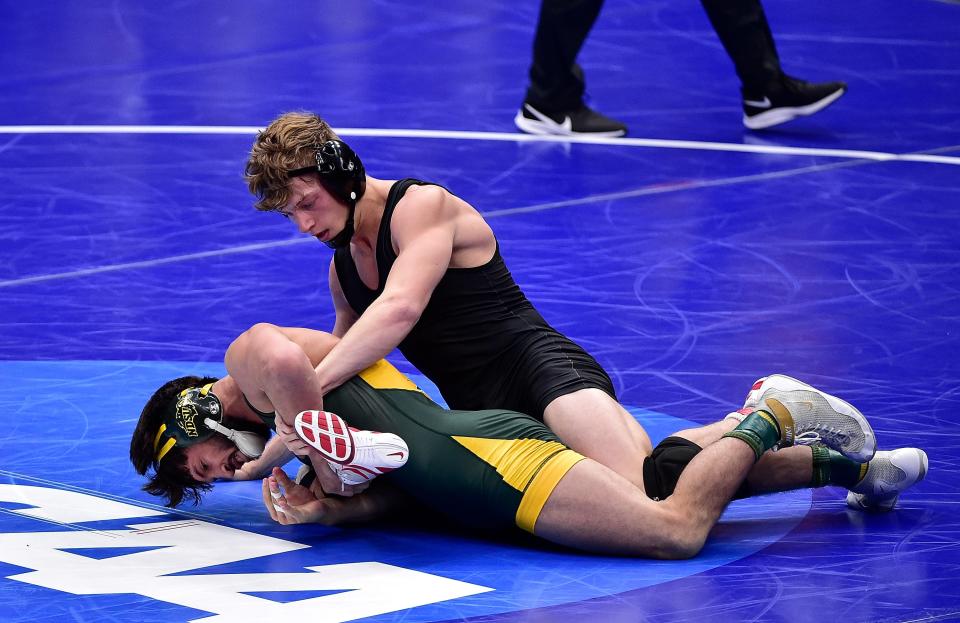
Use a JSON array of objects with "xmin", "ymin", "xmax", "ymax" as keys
[{"xmin": 1, "ymin": 1, "xmax": 958, "ymax": 621}]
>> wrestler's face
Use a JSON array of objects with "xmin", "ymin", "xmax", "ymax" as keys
[
  {"xmin": 280, "ymin": 175, "xmax": 348, "ymax": 245},
  {"xmin": 183, "ymin": 436, "xmax": 250, "ymax": 483}
]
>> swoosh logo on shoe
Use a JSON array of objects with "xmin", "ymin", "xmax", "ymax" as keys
[
  {"xmin": 524, "ymin": 104, "xmax": 573, "ymax": 134},
  {"xmin": 744, "ymin": 96, "xmax": 772, "ymax": 108}
]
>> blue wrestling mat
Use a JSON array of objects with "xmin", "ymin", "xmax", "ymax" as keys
[
  {"xmin": 0, "ymin": 361, "xmax": 811, "ymax": 623},
  {"xmin": 1, "ymin": 0, "xmax": 958, "ymax": 621}
]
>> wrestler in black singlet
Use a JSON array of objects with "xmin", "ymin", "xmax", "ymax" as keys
[{"xmin": 333, "ymin": 178, "xmax": 615, "ymax": 419}]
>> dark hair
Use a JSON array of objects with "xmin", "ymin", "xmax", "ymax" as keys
[{"xmin": 130, "ymin": 375, "xmax": 220, "ymax": 507}]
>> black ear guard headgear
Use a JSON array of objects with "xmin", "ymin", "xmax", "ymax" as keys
[
  {"xmin": 153, "ymin": 384, "xmax": 266, "ymax": 465},
  {"xmin": 288, "ymin": 139, "xmax": 366, "ymax": 249}
]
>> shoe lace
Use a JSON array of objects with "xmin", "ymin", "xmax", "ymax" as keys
[{"xmin": 798, "ymin": 423, "xmax": 851, "ymax": 446}]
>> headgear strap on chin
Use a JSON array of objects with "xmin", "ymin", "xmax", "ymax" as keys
[
  {"xmin": 287, "ymin": 139, "xmax": 366, "ymax": 250},
  {"xmin": 153, "ymin": 384, "xmax": 265, "ymax": 464},
  {"xmin": 203, "ymin": 419, "xmax": 266, "ymax": 460}
]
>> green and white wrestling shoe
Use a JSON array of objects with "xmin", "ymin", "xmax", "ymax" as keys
[{"xmin": 847, "ymin": 448, "xmax": 929, "ymax": 512}]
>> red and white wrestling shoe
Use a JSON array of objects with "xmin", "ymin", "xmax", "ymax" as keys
[{"xmin": 294, "ymin": 410, "xmax": 409, "ymax": 486}]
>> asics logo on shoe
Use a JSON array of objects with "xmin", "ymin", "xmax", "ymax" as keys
[{"xmin": 744, "ymin": 96, "xmax": 772, "ymax": 108}]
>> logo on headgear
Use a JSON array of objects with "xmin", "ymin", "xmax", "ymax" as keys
[
  {"xmin": 175, "ymin": 403, "xmax": 200, "ymax": 438},
  {"xmin": 174, "ymin": 388, "xmax": 221, "ymax": 439}
]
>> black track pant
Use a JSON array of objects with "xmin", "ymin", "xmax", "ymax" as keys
[{"xmin": 523, "ymin": 0, "xmax": 783, "ymax": 111}]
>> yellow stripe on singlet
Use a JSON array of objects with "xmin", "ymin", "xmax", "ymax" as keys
[
  {"xmin": 357, "ymin": 360, "xmax": 429, "ymax": 397},
  {"xmin": 452, "ymin": 436, "xmax": 586, "ymax": 533}
]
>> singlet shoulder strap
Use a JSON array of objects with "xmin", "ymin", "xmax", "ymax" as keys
[
  {"xmin": 333, "ymin": 246, "xmax": 378, "ymax": 312},
  {"xmin": 333, "ymin": 178, "xmax": 443, "ymax": 314},
  {"xmin": 376, "ymin": 178, "xmax": 442, "ymax": 269}
]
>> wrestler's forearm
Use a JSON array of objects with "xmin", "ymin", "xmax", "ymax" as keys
[
  {"xmin": 314, "ymin": 296, "xmax": 419, "ymax": 391},
  {"xmin": 325, "ymin": 481, "xmax": 409, "ymax": 524},
  {"xmin": 231, "ymin": 436, "xmax": 293, "ymax": 480}
]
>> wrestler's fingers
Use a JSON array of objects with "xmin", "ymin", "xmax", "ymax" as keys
[
  {"xmin": 273, "ymin": 467, "xmax": 300, "ymax": 492},
  {"xmin": 275, "ymin": 416, "xmax": 296, "ymax": 437},
  {"xmin": 274, "ymin": 495, "xmax": 302, "ymax": 525},
  {"xmin": 262, "ymin": 478, "xmax": 279, "ymax": 522},
  {"xmin": 277, "ymin": 428, "xmax": 309, "ymax": 455},
  {"xmin": 268, "ymin": 474, "xmax": 284, "ymax": 499}
]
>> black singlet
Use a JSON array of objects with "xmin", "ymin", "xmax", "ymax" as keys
[{"xmin": 333, "ymin": 178, "xmax": 615, "ymax": 418}]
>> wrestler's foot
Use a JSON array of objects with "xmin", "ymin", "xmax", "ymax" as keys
[
  {"xmin": 295, "ymin": 410, "xmax": 409, "ymax": 486},
  {"xmin": 754, "ymin": 378, "xmax": 876, "ymax": 462},
  {"xmin": 847, "ymin": 448, "xmax": 928, "ymax": 512},
  {"xmin": 726, "ymin": 373, "xmax": 815, "ymax": 423},
  {"xmin": 742, "ymin": 374, "xmax": 819, "ymax": 411}
]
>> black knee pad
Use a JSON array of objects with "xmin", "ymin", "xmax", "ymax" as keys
[
  {"xmin": 643, "ymin": 436, "xmax": 754, "ymax": 501},
  {"xmin": 642, "ymin": 436, "xmax": 703, "ymax": 501}
]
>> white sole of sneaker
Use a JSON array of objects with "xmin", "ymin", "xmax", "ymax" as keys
[
  {"xmin": 513, "ymin": 110, "xmax": 626, "ymax": 138},
  {"xmin": 847, "ymin": 490, "xmax": 898, "ymax": 512},
  {"xmin": 295, "ymin": 410, "xmax": 356, "ymax": 464},
  {"xmin": 743, "ymin": 87, "xmax": 846, "ymax": 130},
  {"xmin": 846, "ymin": 447, "xmax": 928, "ymax": 511}
]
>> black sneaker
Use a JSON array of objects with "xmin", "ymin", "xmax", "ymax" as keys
[
  {"xmin": 742, "ymin": 76, "xmax": 847, "ymax": 130},
  {"xmin": 514, "ymin": 102, "xmax": 627, "ymax": 137}
]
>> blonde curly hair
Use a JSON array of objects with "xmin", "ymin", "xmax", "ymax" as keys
[{"xmin": 244, "ymin": 111, "xmax": 340, "ymax": 212}]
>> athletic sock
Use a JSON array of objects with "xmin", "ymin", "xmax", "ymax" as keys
[
  {"xmin": 810, "ymin": 443, "xmax": 869, "ymax": 488},
  {"xmin": 722, "ymin": 409, "xmax": 781, "ymax": 461}
]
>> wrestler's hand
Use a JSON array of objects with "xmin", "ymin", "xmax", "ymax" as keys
[
  {"xmin": 224, "ymin": 436, "xmax": 295, "ymax": 481},
  {"xmin": 274, "ymin": 410, "xmax": 312, "ymax": 456},
  {"xmin": 306, "ymin": 454, "xmax": 371, "ymax": 498},
  {"xmin": 275, "ymin": 411, "xmax": 369, "ymax": 497},
  {"xmin": 224, "ymin": 461, "xmax": 264, "ymax": 481},
  {"xmin": 274, "ymin": 412, "xmax": 340, "ymax": 488},
  {"xmin": 262, "ymin": 467, "xmax": 341, "ymax": 526}
]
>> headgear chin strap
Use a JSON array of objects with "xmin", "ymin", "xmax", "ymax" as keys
[
  {"xmin": 288, "ymin": 139, "xmax": 366, "ymax": 250},
  {"xmin": 203, "ymin": 418, "xmax": 266, "ymax": 460},
  {"xmin": 153, "ymin": 384, "xmax": 266, "ymax": 464}
]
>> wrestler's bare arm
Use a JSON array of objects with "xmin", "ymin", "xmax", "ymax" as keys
[{"xmin": 313, "ymin": 186, "xmax": 455, "ymax": 393}]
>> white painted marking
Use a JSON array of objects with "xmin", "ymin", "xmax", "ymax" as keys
[
  {"xmin": 0, "ymin": 470, "xmax": 213, "ymax": 521},
  {"xmin": 0, "ymin": 238, "xmax": 308, "ymax": 289},
  {"xmin": 0, "ymin": 124, "xmax": 954, "ymax": 289},
  {"xmin": 0, "ymin": 124, "xmax": 957, "ymax": 165},
  {"xmin": 0, "ymin": 485, "xmax": 493, "ymax": 622}
]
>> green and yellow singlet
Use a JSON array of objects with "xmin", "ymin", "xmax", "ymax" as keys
[{"xmin": 323, "ymin": 360, "xmax": 586, "ymax": 534}]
